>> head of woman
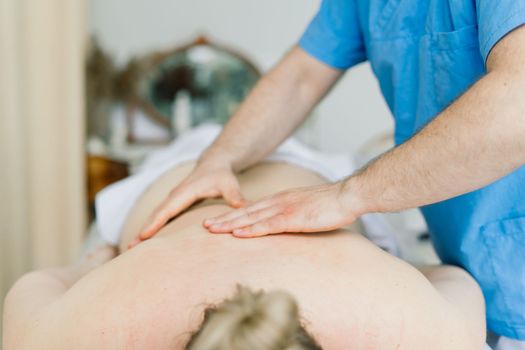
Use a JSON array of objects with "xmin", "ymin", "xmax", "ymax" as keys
[{"xmin": 186, "ymin": 286, "xmax": 321, "ymax": 350}]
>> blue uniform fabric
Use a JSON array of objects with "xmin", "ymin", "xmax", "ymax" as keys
[{"xmin": 299, "ymin": 0, "xmax": 525, "ymax": 340}]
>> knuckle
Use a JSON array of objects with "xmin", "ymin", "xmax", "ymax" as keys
[{"xmin": 246, "ymin": 211, "xmax": 260, "ymax": 221}]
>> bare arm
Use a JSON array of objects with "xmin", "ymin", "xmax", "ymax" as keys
[
  {"xmin": 206, "ymin": 25, "xmax": 525, "ymax": 238},
  {"xmin": 201, "ymin": 46, "xmax": 343, "ymax": 171},
  {"xmin": 343, "ymin": 25, "xmax": 525, "ymax": 214}
]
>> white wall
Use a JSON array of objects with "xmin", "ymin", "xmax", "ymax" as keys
[{"xmin": 89, "ymin": 0, "xmax": 393, "ymax": 153}]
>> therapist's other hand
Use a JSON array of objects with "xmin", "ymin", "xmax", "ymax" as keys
[
  {"xmin": 133, "ymin": 162, "xmax": 246, "ymax": 247},
  {"xmin": 204, "ymin": 182, "xmax": 357, "ymax": 237}
]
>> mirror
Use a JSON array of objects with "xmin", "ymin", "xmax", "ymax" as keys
[
  {"xmin": 86, "ymin": 36, "xmax": 261, "ymax": 145},
  {"xmin": 140, "ymin": 38, "xmax": 260, "ymax": 132}
]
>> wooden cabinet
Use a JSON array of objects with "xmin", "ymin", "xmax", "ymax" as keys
[{"xmin": 86, "ymin": 155, "xmax": 129, "ymax": 220}]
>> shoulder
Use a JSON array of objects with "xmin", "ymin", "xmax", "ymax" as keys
[
  {"xmin": 3, "ymin": 271, "xmax": 59, "ymax": 350},
  {"xmin": 418, "ymin": 265, "xmax": 486, "ymax": 350}
]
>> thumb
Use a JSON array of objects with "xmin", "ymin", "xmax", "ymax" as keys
[{"xmin": 222, "ymin": 184, "xmax": 246, "ymax": 208}]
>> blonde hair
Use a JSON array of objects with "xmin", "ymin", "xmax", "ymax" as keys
[{"xmin": 186, "ymin": 286, "xmax": 321, "ymax": 350}]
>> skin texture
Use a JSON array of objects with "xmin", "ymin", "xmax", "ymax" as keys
[
  {"xmin": 3, "ymin": 162, "xmax": 485, "ymax": 350},
  {"xmin": 339, "ymin": 24, "xmax": 525, "ymax": 215},
  {"xmin": 139, "ymin": 25, "xmax": 525, "ymax": 240},
  {"xmin": 204, "ymin": 182, "xmax": 357, "ymax": 238}
]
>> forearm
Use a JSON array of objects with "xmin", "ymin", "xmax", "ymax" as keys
[
  {"xmin": 344, "ymin": 67, "xmax": 525, "ymax": 214},
  {"xmin": 200, "ymin": 46, "xmax": 342, "ymax": 172},
  {"xmin": 198, "ymin": 24, "xmax": 525, "ymax": 239}
]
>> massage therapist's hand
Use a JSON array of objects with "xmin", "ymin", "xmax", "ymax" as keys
[
  {"xmin": 204, "ymin": 182, "xmax": 360, "ymax": 237},
  {"xmin": 131, "ymin": 161, "xmax": 246, "ymax": 248}
]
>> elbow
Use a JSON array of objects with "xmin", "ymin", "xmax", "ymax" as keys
[{"xmin": 279, "ymin": 46, "xmax": 343, "ymax": 102}]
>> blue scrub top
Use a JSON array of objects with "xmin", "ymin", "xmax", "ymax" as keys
[{"xmin": 299, "ymin": 0, "xmax": 525, "ymax": 340}]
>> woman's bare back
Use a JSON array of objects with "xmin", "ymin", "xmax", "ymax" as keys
[{"xmin": 4, "ymin": 162, "xmax": 485, "ymax": 350}]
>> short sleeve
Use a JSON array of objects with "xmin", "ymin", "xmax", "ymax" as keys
[
  {"xmin": 299, "ymin": 0, "xmax": 366, "ymax": 70},
  {"xmin": 477, "ymin": 0, "xmax": 525, "ymax": 64}
]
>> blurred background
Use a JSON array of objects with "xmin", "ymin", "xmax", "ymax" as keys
[{"xmin": 0, "ymin": 0, "xmax": 410, "ymax": 339}]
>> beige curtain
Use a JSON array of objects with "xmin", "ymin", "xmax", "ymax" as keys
[{"xmin": 0, "ymin": 0, "xmax": 87, "ymax": 331}]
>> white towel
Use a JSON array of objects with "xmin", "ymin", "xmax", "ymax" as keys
[
  {"xmin": 495, "ymin": 337, "xmax": 525, "ymax": 350},
  {"xmin": 95, "ymin": 124, "xmax": 398, "ymax": 255}
]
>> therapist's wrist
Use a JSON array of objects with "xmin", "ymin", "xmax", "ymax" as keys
[
  {"xmin": 338, "ymin": 175, "xmax": 376, "ymax": 218},
  {"xmin": 198, "ymin": 149, "xmax": 236, "ymax": 172}
]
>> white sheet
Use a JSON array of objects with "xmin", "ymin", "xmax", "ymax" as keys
[
  {"xmin": 495, "ymin": 337, "xmax": 525, "ymax": 350},
  {"xmin": 95, "ymin": 124, "xmax": 398, "ymax": 254}
]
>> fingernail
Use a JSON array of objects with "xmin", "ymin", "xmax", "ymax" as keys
[
  {"xmin": 209, "ymin": 224, "xmax": 223, "ymax": 231},
  {"xmin": 233, "ymin": 229, "xmax": 244, "ymax": 235},
  {"xmin": 204, "ymin": 219, "xmax": 214, "ymax": 226}
]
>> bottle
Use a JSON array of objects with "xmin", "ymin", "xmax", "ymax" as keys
[{"xmin": 172, "ymin": 90, "xmax": 192, "ymax": 137}]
